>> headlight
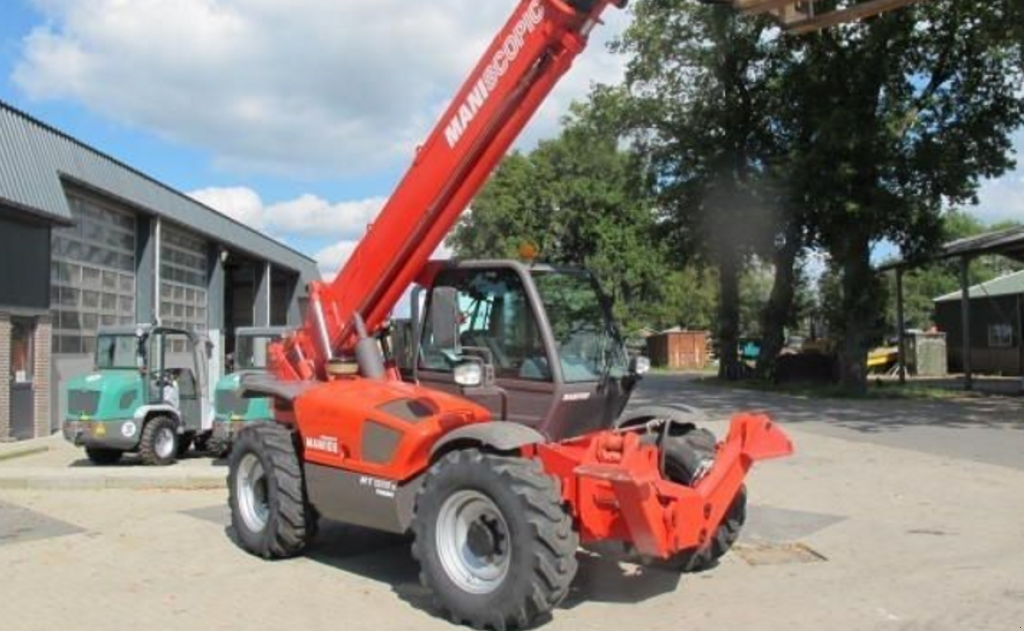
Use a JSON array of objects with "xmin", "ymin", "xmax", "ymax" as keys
[{"xmin": 453, "ymin": 362, "xmax": 483, "ymax": 387}]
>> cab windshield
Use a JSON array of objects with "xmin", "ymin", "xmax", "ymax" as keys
[
  {"xmin": 235, "ymin": 335, "xmax": 276, "ymax": 370},
  {"xmin": 532, "ymin": 270, "xmax": 628, "ymax": 383},
  {"xmin": 96, "ymin": 334, "xmax": 141, "ymax": 370}
]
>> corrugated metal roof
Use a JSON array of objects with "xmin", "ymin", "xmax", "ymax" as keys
[
  {"xmin": 0, "ymin": 100, "xmax": 319, "ymax": 285},
  {"xmin": 934, "ymin": 269, "xmax": 1024, "ymax": 302},
  {"xmin": 881, "ymin": 225, "xmax": 1024, "ymax": 272}
]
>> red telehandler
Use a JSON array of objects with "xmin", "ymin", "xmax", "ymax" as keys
[{"xmin": 219, "ymin": 0, "xmax": 932, "ymax": 627}]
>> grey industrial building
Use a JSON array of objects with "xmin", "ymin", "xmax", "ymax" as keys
[{"xmin": 0, "ymin": 100, "xmax": 320, "ymax": 441}]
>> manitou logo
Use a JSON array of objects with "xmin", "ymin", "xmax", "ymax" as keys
[
  {"xmin": 443, "ymin": 0, "xmax": 545, "ymax": 149},
  {"xmin": 305, "ymin": 435, "xmax": 339, "ymax": 455}
]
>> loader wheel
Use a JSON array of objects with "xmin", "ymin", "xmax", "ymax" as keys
[
  {"xmin": 227, "ymin": 423, "xmax": 312, "ymax": 559},
  {"xmin": 85, "ymin": 447, "xmax": 122, "ymax": 466},
  {"xmin": 412, "ymin": 450, "xmax": 578, "ymax": 630},
  {"xmin": 658, "ymin": 426, "xmax": 746, "ymax": 572},
  {"xmin": 138, "ymin": 416, "xmax": 179, "ymax": 466}
]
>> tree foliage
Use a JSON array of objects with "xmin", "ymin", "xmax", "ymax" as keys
[
  {"xmin": 611, "ymin": 0, "xmax": 794, "ymax": 379},
  {"xmin": 775, "ymin": 0, "xmax": 1024, "ymax": 390},
  {"xmin": 447, "ymin": 102, "xmax": 670, "ymax": 335}
]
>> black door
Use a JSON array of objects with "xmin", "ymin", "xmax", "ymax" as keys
[{"xmin": 10, "ymin": 319, "xmax": 35, "ymax": 440}]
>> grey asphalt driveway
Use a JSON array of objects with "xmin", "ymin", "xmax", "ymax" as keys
[{"xmin": 630, "ymin": 373, "xmax": 1024, "ymax": 470}]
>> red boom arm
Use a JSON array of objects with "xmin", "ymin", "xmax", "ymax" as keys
[{"xmin": 274, "ymin": 0, "xmax": 626, "ymax": 381}]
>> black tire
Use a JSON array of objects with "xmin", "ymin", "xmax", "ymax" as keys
[
  {"xmin": 656, "ymin": 427, "xmax": 746, "ymax": 572},
  {"xmin": 138, "ymin": 415, "xmax": 179, "ymax": 466},
  {"xmin": 412, "ymin": 450, "xmax": 578, "ymax": 631},
  {"xmin": 177, "ymin": 433, "xmax": 194, "ymax": 458},
  {"xmin": 85, "ymin": 447, "xmax": 122, "ymax": 466},
  {"xmin": 227, "ymin": 423, "xmax": 312, "ymax": 559}
]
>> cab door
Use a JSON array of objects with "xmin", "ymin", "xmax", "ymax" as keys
[{"xmin": 415, "ymin": 266, "xmax": 559, "ymax": 432}]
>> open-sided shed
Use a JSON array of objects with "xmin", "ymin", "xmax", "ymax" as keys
[{"xmin": 883, "ymin": 225, "xmax": 1024, "ymax": 389}]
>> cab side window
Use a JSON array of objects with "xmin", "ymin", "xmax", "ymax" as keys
[{"xmin": 419, "ymin": 269, "xmax": 551, "ymax": 381}]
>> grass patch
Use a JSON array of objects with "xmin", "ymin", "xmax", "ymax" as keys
[{"xmin": 696, "ymin": 377, "xmax": 978, "ymax": 401}]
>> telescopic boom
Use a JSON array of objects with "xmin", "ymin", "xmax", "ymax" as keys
[{"xmin": 274, "ymin": 0, "xmax": 626, "ymax": 381}]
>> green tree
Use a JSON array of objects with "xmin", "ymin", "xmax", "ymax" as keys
[
  {"xmin": 777, "ymin": 0, "xmax": 1024, "ymax": 392},
  {"xmin": 612, "ymin": 0, "xmax": 791, "ymax": 380},
  {"xmin": 448, "ymin": 102, "xmax": 669, "ymax": 335}
]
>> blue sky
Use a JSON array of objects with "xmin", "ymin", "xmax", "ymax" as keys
[{"xmin": 0, "ymin": 0, "xmax": 1019, "ymax": 278}]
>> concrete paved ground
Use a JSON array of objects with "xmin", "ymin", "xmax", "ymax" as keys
[{"xmin": 1, "ymin": 375, "xmax": 1021, "ymax": 630}]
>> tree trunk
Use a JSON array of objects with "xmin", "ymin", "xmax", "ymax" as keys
[
  {"xmin": 717, "ymin": 250, "xmax": 742, "ymax": 380},
  {"xmin": 836, "ymin": 235, "xmax": 875, "ymax": 394},
  {"xmin": 755, "ymin": 223, "xmax": 801, "ymax": 380}
]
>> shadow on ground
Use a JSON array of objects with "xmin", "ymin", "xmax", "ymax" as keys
[
  {"xmin": 218, "ymin": 516, "xmax": 700, "ymax": 624},
  {"xmin": 632, "ymin": 374, "xmax": 1024, "ymax": 435}
]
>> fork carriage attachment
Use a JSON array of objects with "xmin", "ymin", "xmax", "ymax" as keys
[{"xmin": 533, "ymin": 413, "xmax": 793, "ymax": 559}]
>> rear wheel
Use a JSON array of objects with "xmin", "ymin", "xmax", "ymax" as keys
[
  {"xmin": 412, "ymin": 450, "xmax": 578, "ymax": 631},
  {"xmin": 139, "ymin": 416, "xmax": 178, "ymax": 466},
  {"xmin": 656, "ymin": 426, "xmax": 746, "ymax": 572},
  {"xmin": 227, "ymin": 423, "xmax": 312, "ymax": 559},
  {"xmin": 85, "ymin": 447, "xmax": 122, "ymax": 466}
]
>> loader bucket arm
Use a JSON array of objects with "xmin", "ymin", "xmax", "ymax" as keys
[{"xmin": 536, "ymin": 413, "xmax": 794, "ymax": 559}]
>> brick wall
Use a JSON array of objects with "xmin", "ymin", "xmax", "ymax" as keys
[
  {"xmin": 0, "ymin": 314, "xmax": 10, "ymax": 441},
  {"xmin": 33, "ymin": 315, "xmax": 52, "ymax": 438}
]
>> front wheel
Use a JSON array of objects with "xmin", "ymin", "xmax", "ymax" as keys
[
  {"xmin": 657, "ymin": 426, "xmax": 747, "ymax": 572},
  {"xmin": 227, "ymin": 423, "xmax": 313, "ymax": 559},
  {"xmin": 138, "ymin": 416, "xmax": 178, "ymax": 466},
  {"xmin": 412, "ymin": 450, "xmax": 578, "ymax": 630}
]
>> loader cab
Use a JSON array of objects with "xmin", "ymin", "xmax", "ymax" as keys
[{"xmin": 412, "ymin": 260, "xmax": 647, "ymax": 440}]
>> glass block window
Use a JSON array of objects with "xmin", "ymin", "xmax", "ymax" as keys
[
  {"xmin": 160, "ymin": 224, "xmax": 209, "ymax": 351},
  {"xmin": 51, "ymin": 195, "xmax": 137, "ymax": 354}
]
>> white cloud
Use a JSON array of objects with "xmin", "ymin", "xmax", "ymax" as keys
[
  {"xmin": 190, "ymin": 186, "xmax": 385, "ymax": 239},
  {"xmin": 313, "ymin": 239, "xmax": 360, "ymax": 281},
  {"xmin": 974, "ymin": 132, "xmax": 1024, "ymax": 225},
  {"xmin": 190, "ymin": 186, "xmax": 454, "ymax": 280},
  {"xmin": 188, "ymin": 186, "xmax": 266, "ymax": 228},
  {"xmin": 13, "ymin": 0, "xmax": 627, "ymax": 177}
]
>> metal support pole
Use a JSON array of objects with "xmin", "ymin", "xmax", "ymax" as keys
[
  {"xmin": 1017, "ymin": 295, "xmax": 1023, "ymax": 393},
  {"xmin": 895, "ymin": 268, "xmax": 906, "ymax": 385},
  {"xmin": 960, "ymin": 257, "xmax": 972, "ymax": 391}
]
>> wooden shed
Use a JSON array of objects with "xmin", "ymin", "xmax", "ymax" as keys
[{"xmin": 646, "ymin": 329, "xmax": 710, "ymax": 370}]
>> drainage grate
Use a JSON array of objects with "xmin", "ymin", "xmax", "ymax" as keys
[{"xmin": 733, "ymin": 542, "xmax": 827, "ymax": 566}]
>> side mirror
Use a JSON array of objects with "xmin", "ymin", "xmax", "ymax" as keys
[
  {"xmin": 629, "ymin": 355, "xmax": 651, "ymax": 376},
  {"xmin": 429, "ymin": 286, "xmax": 461, "ymax": 350}
]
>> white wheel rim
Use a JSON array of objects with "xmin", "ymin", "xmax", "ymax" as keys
[
  {"xmin": 155, "ymin": 427, "xmax": 176, "ymax": 460},
  {"xmin": 237, "ymin": 453, "xmax": 269, "ymax": 533},
  {"xmin": 436, "ymin": 490, "xmax": 511, "ymax": 595}
]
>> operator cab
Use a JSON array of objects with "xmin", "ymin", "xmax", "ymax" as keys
[
  {"xmin": 95, "ymin": 325, "xmax": 212, "ymax": 422},
  {"xmin": 408, "ymin": 260, "xmax": 648, "ymax": 441}
]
